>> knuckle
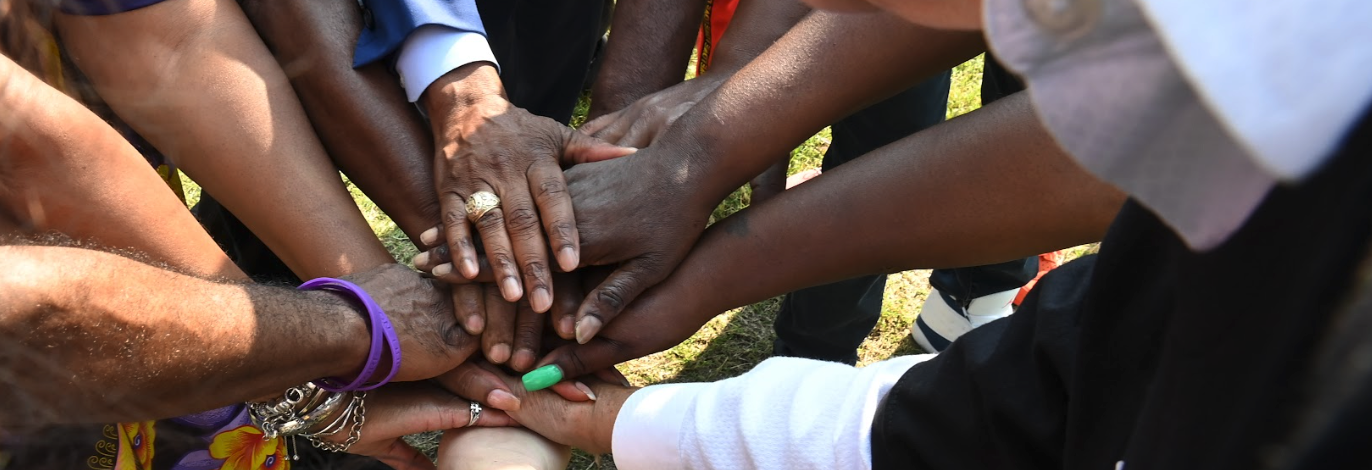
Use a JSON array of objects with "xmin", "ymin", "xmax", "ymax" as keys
[
  {"xmin": 522, "ymin": 260, "xmax": 550, "ymax": 280},
  {"xmin": 443, "ymin": 323, "xmax": 466, "ymax": 348},
  {"xmin": 594, "ymin": 286, "xmax": 626, "ymax": 312},
  {"xmin": 504, "ymin": 206, "xmax": 542, "ymax": 236},
  {"xmin": 536, "ymin": 178, "xmax": 567, "ymax": 199},
  {"xmin": 443, "ymin": 208, "xmax": 467, "ymax": 226},
  {"xmin": 551, "ymin": 222, "xmax": 575, "ymax": 245},
  {"xmin": 491, "ymin": 252, "xmax": 516, "ymax": 272},
  {"xmin": 475, "ymin": 211, "xmax": 505, "ymax": 232},
  {"xmin": 515, "ymin": 321, "xmax": 541, "ymax": 346},
  {"xmin": 489, "ymin": 151, "xmax": 518, "ymax": 174}
]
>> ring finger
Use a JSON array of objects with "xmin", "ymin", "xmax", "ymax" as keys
[{"xmin": 465, "ymin": 184, "xmax": 526, "ymax": 304}]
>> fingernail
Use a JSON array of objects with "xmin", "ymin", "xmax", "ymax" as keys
[
  {"xmin": 420, "ymin": 227, "xmax": 439, "ymax": 246},
  {"xmin": 487, "ymin": 389, "xmax": 521, "ymax": 411},
  {"xmin": 412, "ymin": 251, "xmax": 430, "ymax": 267},
  {"xmin": 513, "ymin": 349, "xmax": 537, "ymax": 371},
  {"xmin": 501, "ymin": 276, "xmax": 523, "ymax": 301},
  {"xmin": 558, "ymin": 316, "xmax": 576, "ymax": 340},
  {"xmin": 574, "ymin": 381, "xmax": 598, "ymax": 401},
  {"xmin": 531, "ymin": 287, "xmax": 552, "ymax": 313},
  {"xmin": 575, "ymin": 316, "xmax": 602, "ymax": 345},
  {"xmin": 522, "ymin": 364, "xmax": 563, "ymax": 392},
  {"xmin": 557, "ymin": 246, "xmax": 579, "ymax": 272},
  {"xmin": 489, "ymin": 343, "xmax": 511, "ymax": 364},
  {"xmin": 465, "ymin": 315, "xmax": 485, "ymax": 334},
  {"xmin": 433, "ymin": 263, "xmax": 453, "ymax": 277},
  {"xmin": 461, "ymin": 258, "xmax": 480, "ymax": 278}
]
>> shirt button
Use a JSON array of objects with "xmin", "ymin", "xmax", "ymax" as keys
[{"xmin": 1024, "ymin": 0, "xmax": 1099, "ymax": 36}]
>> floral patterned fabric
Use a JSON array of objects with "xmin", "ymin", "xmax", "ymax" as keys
[{"xmin": 86, "ymin": 406, "xmax": 290, "ymax": 470}]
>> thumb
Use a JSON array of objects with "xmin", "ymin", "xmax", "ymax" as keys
[
  {"xmin": 562, "ymin": 129, "xmax": 637, "ymax": 165},
  {"xmin": 520, "ymin": 339, "xmax": 630, "ymax": 392}
]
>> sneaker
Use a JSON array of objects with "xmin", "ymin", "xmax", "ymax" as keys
[{"xmin": 911, "ymin": 287, "xmax": 1019, "ymax": 352}]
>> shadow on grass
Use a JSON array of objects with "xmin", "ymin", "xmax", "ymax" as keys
[{"xmin": 670, "ymin": 298, "xmax": 782, "ymax": 384}]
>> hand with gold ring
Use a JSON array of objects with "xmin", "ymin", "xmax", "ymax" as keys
[
  {"xmin": 464, "ymin": 191, "xmax": 501, "ymax": 224},
  {"xmin": 419, "ymin": 63, "xmax": 636, "ymax": 315}
]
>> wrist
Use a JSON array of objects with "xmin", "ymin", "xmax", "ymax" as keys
[
  {"xmin": 306, "ymin": 290, "xmax": 373, "ymax": 379},
  {"xmin": 419, "ymin": 62, "xmax": 505, "ymax": 122},
  {"xmin": 592, "ymin": 386, "xmax": 638, "ymax": 454}
]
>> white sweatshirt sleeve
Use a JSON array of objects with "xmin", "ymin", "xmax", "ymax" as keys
[{"xmin": 611, "ymin": 354, "xmax": 935, "ymax": 470}]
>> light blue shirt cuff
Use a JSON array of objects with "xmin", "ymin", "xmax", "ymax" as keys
[{"xmin": 395, "ymin": 25, "xmax": 500, "ymax": 102}]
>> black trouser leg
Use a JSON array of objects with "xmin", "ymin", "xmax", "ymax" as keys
[
  {"xmin": 772, "ymin": 71, "xmax": 950, "ymax": 364},
  {"xmin": 477, "ymin": 0, "xmax": 604, "ymax": 124}
]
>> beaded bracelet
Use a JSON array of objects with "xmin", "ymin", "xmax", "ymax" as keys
[{"xmin": 298, "ymin": 277, "xmax": 402, "ymax": 392}]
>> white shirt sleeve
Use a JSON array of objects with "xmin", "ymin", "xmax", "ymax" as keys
[
  {"xmin": 611, "ymin": 354, "xmax": 936, "ymax": 470},
  {"xmin": 394, "ymin": 25, "xmax": 500, "ymax": 102}
]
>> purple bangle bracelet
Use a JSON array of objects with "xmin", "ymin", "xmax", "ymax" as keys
[{"xmin": 299, "ymin": 277, "xmax": 402, "ymax": 392}]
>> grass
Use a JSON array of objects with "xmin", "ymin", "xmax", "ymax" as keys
[{"xmin": 178, "ymin": 53, "xmax": 1097, "ymax": 469}]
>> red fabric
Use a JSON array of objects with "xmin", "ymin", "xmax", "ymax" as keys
[
  {"xmin": 1015, "ymin": 250, "xmax": 1067, "ymax": 306},
  {"xmin": 694, "ymin": 0, "xmax": 740, "ymax": 75}
]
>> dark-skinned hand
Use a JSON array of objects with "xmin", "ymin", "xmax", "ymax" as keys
[
  {"xmin": 579, "ymin": 74, "xmax": 725, "ymax": 149},
  {"xmin": 529, "ymin": 265, "xmax": 717, "ymax": 391},
  {"xmin": 338, "ymin": 264, "xmax": 479, "ymax": 382},
  {"xmin": 562, "ymin": 150, "xmax": 713, "ymax": 343},
  {"xmin": 421, "ymin": 63, "xmax": 634, "ymax": 315}
]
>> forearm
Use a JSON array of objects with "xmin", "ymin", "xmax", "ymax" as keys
[
  {"xmin": 55, "ymin": 0, "xmax": 394, "ymax": 278},
  {"xmin": 0, "ymin": 54, "xmax": 245, "ymax": 280},
  {"xmin": 706, "ymin": 0, "xmax": 812, "ymax": 75},
  {"xmin": 667, "ymin": 94, "xmax": 1124, "ymax": 317},
  {"xmin": 588, "ymin": 0, "xmax": 708, "ymax": 117},
  {"xmin": 0, "ymin": 245, "xmax": 368, "ymax": 425},
  {"xmin": 661, "ymin": 11, "xmax": 985, "ymax": 211},
  {"xmin": 240, "ymin": 0, "xmax": 441, "ymax": 242}
]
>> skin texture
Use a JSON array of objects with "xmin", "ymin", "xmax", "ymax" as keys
[
  {"xmin": 237, "ymin": 0, "xmax": 439, "ymax": 245},
  {"xmin": 439, "ymin": 365, "xmax": 629, "ymax": 456},
  {"xmin": 0, "ymin": 53, "xmax": 245, "ymax": 281},
  {"xmin": 236, "ymin": 0, "xmax": 522, "ymax": 371},
  {"xmin": 578, "ymin": 0, "xmax": 815, "ymax": 203},
  {"xmin": 559, "ymin": 11, "xmax": 986, "ymax": 342},
  {"xmin": 537, "ymin": 93, "xmax": 1125, "ymax": 380},
  {"xmin": 419, "ymin": 63, "xmax": 635, "ymax": 312},
  {"xmin": 579, "ymin": 0, "xmax": 815, "ymax": 148},
  {"xmin": 805, "ymin": 0, "xmax": 982, "ymax": 29},
  {"xmin": 54, "ymin": 0, "xmax": 395, "ymax": 279},
  {"xmin": 0, "ymin": 246, "xmax": 487, "ymax": 425},
  {"xmin": 416, "ymin": 10, "xmax": 984, "ymax": 344},
  {"xmin": 586, "ymin": 0, "xmax": 709, "ymax": 119}
]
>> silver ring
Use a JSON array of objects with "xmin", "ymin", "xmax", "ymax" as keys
[{"xmin": 467, "ymin": 401, "xmax": 482, "ymax": 427}]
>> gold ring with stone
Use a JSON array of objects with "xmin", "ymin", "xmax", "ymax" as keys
[{"xmin": 465, "ymin": 191, "xmax": 501, "ymax": 223}]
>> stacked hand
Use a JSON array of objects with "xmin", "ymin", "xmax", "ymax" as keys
[{"xmin": 421, "ymin": 62, "xmax": 634, "ymax": 316}]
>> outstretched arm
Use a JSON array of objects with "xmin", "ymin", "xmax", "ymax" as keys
[
  {"xmin": 0, "ymin": 245, "xmax": 368, "ymax": 425},
  {"xmin": 0, "ymin": 53, "xmax": 245, "ymax": 281},
  {"xmin": 587, "ymin": 0, "xmax": 709, "ymax": 118},
  {"xmin": 550, "ymin": 10, "xmax": 986, "ymax": 343},
  {"xmin": 0, "ymin": 246, "xmax": 482, "ymax": 426},
  {"xmin": 54, "ymin": 0, "xmax": 395, "ymax": 279},
  {"xmin": 536, "ymin": 93, "xmax": 1125, "ymax": 382}
]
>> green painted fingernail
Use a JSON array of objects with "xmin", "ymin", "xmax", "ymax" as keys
[{"xmin": 522, "ymin": 364, "xmax": 563, "ymax": 391}]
